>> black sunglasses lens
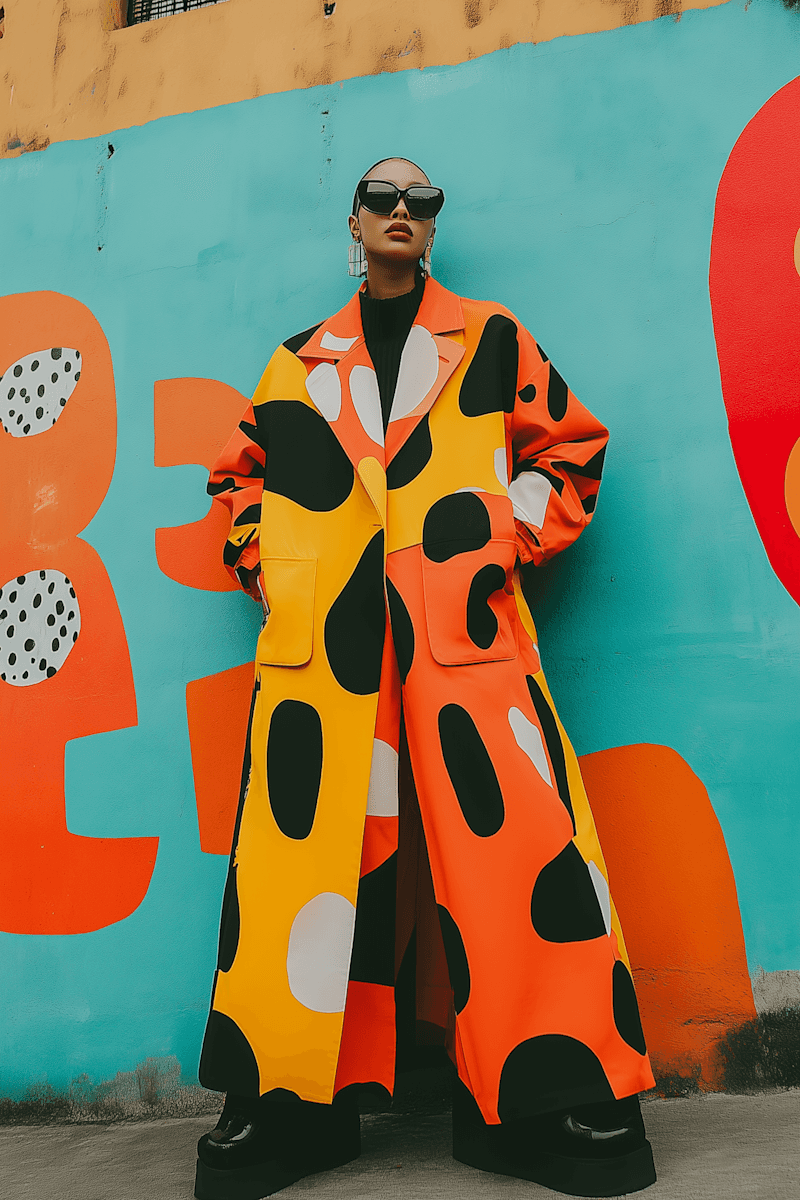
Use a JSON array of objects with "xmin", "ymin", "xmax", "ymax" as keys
[
  {"xmin": 359, "ymin": 182, "xmax": 398, "ymax": 214},
  {"xmin": 405, "ymin": 187, "xmax": 445, "ymax": 219}
]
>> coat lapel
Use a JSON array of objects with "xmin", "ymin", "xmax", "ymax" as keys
[{"xmin": 296, "ymin": 279, "xmax": 466, "ymax": 518}]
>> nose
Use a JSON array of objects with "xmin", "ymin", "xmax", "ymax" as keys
[{"xmin": 391, "ymin": 197, "xmax": 411, "ymax": 220}]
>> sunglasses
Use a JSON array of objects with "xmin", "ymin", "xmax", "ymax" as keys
[{"xmin": 356, "ymin": 180, "xmax": 445, "ymax": 221}]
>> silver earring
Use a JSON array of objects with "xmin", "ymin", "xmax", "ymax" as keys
[
  {"xmin": 348, "ymin": 238, "xmax": 367, "ymax": 277},
  {"xmin": 423, "ymin": 239, "xmax": 433, "ymax": 278}
]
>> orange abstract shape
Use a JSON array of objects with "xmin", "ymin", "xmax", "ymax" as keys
[
  {"xmin": 784, "ymin": 435, "xmax": 800, "ymax": 538},
  {"xmin": 578, "ymin": 744, "xmax": 757, "ymax": 1089},
  {"xmin": 186, "ymin": 662, "xmax": 254, "ymax": 855},
  {"xmin": 710, "ymin": 76, "xmax": 800, "ymax": 608},
  {"xmin": 154, "ymin": 377, "xmax": 250, "ymax": 591},
  {"xmin": 0, "ymin": 291, "xmax": 157, "ymax": 934}
]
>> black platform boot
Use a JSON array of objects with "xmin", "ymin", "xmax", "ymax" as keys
[
  {"xmin": 452, "ymin": 1078, "xmax": 656, "ymax": 1197},
  {"xmin": 194, "ymin": 1091, "xmax": 361, "ymax": 1200}
]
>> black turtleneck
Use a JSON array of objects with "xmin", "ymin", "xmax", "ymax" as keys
[{"xmin": 359, "ymin": 270, "xmax": 425, "ymax": 432}]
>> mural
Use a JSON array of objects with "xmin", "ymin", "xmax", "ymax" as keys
[
  {"xmin": 0, "ymin": 292, "xmax": 157, "ymax": 936},
  {"xmin": 1, "ymin": 0, "xmax": 799, "ymax": 1105}
]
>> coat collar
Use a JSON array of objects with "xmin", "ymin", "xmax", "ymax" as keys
[
  {"xmin": 295, "ymin": 279, "xmax": 465, "ymax": 524},
  {"xmin": 296, "ymin": 277, "xmax": 465, "ymax": 362}
]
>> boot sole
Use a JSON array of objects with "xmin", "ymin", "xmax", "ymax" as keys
[
  {"xmin": 453, "ymin": 1135, "xmax": 657, "ymax": 1197},
  {"xmin": 194, "ymin": 1150, "xmax": 360, "ymax": 1200}
]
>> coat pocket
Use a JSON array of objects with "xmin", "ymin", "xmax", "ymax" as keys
[
  {"xmin": 256, "ymin": 557, "xmax": 316, "ymax": 667},
  {"xmin": 421, "ymin": 538, "xmax": 518, "ymax": 666}
]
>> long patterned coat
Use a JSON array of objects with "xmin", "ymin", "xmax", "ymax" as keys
[{"xmin": 199, "ymin": 278, "xmax": 655, "ymax": 1123}]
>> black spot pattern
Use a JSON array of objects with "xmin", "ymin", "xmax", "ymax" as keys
[
  {"xmin": 259, "ymin": 400, "xmax": 354, "ymax": 512},
  {"xmin": 267, "ymin": 700, "xmax": 322, "ymax": 839},
  {"xmin": 553, "ymin": 446, "xmax": 606, "ymax": 481},
  {"xmin": 466, "ymin": 563, "xmax": 506, "ymax": 649},
  {"xmin": 518, "ymin": 384, "xmax": 537, "ymax": 403},
  {"xmin": 458, "ymin": 314, "xmax": 519, "ymax": 417},
  {"xmin": 525, "ymin": 675, "xmax": 575, "ymax": 832},
  {"xmin": 282, "ymin": 322, "xmax": 323, "ymax": 355},
  {"xmin": 387, "ymin": 414, "xmax": 432, "ymax": 489},
  {"xmin": 207, "ymin": 476, "xmax": 243, "ymax": 497},
  {"xmin": 386, "ymin": 577, "xmax": 414, "ymax": 684},
  {"xmin": 498, "ymin": 1035, "xmax": 614, "ymax": 1122},
  {"xmin": 582, "ymin": 493, "xmax": 597, "ymax": 515},
  {"xmin": 422, "ymin": 492, "xmax": 491, "ymax": 562},
  {"xmin": 325, "ymin": 532, "xmax": 385, "ymax": 695},
  {"xmin": 512, "ymin": 460, "xmax": 565, "ymax": 494},
  {"xmin": 199, "ymin": 1011, "xmax": 260, "ymax": 1097},
  {"xmin": 0, "ymin": 346, "xmax": 81, "ymax": 437},
  {"xmin": 547, "ymin": 365, "xmax": 569, "ymax": 421},
  {"xmin": 217, "ymin": 865, "xmax": 241, "ymax": 973},
  {"xmin": 438, "ymin": 704, "xmax": 505, "ymax": 837},
  {"xmin": 437, "ymin": 905, "xmax": 471, "ymax": 1013},
  {"xmin": 0, "ymin": 570, "xmax": 80, "ymax": 687},
  {"xmin": 530, "ymin": 842, "xmax": 607, "ymax": 942},
  {"xmin": 349, "ymin": 852, "xmax": 397, "ymax": 986},
  {"xmin": 612, "ymin": 961, "xmax": 647, "ymax": 1055}
]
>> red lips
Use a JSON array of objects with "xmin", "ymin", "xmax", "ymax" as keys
[{"xmin": 386, "ymin": 222, "xmax": 413, "ymax": 238}]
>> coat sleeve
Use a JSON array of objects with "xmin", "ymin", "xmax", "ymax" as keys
[
  {"xmin": 207, "ymin": 400, "xmax": 266, "ymax": 595},
  {"xmin": 508, "ymin": 323, "xmax": 609, "ymax": 567}
]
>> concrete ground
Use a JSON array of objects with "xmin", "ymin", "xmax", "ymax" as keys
[{"xmin": 2, "ymin": 1092, "xmax": 797, "ymax": 1200}]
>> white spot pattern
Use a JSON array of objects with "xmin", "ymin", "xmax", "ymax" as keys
[
  {"xmin": 0, "ymin": 347, "xmax": 81, "ymax": 437},
  {"xmin": 587, "ymin": 861, "xmax": 612, "ymax": 935},
  {"xmin": 494, "ymin": 447, "xmax": 509, "ymax": 490},
  {"xmin": 390, "ymin": 325, "xmax": 439, "ymax": 422},
  {"xmin": 286, "ymin": 892, "xmax": 356, "ymax": 1014},
  {"xmin": 320, "ymin": 331, "xmax": 358, "ymax": 352},
  {"xmin": 348, "ymin": 364, "xmax": 384, "ymax": 446},
  {"xmin": 509, "ymin": 471, "xmax": 552, "ymax": 530},
  {"xmin": 0, "ymin": 570, "xmax": 81, "ymax": 686},
  {"xmin": 305, "ymin": 362, "xmax": 341, "ymax": 422},
  {"xmin": 366, "ymin": 738, "xmax": 399, "ymax": 817},
  {"xmin": 508, "ymin": 706, "xmax": 552, "ymax": 787}
]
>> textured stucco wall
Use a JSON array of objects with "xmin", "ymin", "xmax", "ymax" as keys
[
  {"xmin": 1, "ymin": 0, "xmax": 799, "ymax": 1101},
  {"xmin": 0, "ymin": 0, "xmax": 729, "ymax": 157}
]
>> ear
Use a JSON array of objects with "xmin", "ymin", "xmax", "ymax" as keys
[{"xmin": 348, "ymin": 214, "xmax": 360, "ymax": 240}]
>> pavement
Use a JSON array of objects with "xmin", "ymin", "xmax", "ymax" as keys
[{"xmin": 2, "ymin": 1091, "xmax": 798, "ymax": 1200}]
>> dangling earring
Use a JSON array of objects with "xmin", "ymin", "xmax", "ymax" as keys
[
  {"xmin": 348, "ymin": 237, "xmax": 367, "ymax": 277},
  {"xmin": 423, "ymin": 238, "xmax": 434, "ymax": 278}
]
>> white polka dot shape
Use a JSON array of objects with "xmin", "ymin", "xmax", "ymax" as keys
[
  {"xmin": 508, "ymin": 706, "xmax": 552, "ymax": 787},
  {"xmin": 390, "ymin": 326, "xmax": 439, "ymax": 422},
  {"xmin": 305, "ymin": 362, "xmax": 341, "ymax": 422},
  {"xmin": 494, "ymin": 447, "xmax": 509, "ymax": 490},
  {"xmin": 320, "ymin": 331, "xmax": 358, "ymax": 352},
  {"xmin": 509, "ymin": 470, "xmax": 552, "ymax": 530},
  {"xmin": 587, "ymin": 861, "xmax": 612, "ymax": 936},
  {"xmin": 286, "ymin": 892, "xmax": 356, "ymax": 1014},
  {"xmin": 0, "ymin": 347, "xmax": 81, "ymax": 438},
  {"xmin": 0, "ymin": 570, "xmax": 81, "ymax": 686},
  {"xmin": 366, "ymin": 738, "xmax": 399, "ymax": 817},
  {"xmin": 349, "ymin": 364, "xmax": 384, "ymax": 446}
]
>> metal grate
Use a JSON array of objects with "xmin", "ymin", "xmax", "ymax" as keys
[{"xmin": 127, "ymin": 0, "xmax": 229, "ymax": 24}]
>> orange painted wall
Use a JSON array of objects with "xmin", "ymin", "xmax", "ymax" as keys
[{"xmin": 1, "ymin": 0, "xmax": 728, "ymax": 158}]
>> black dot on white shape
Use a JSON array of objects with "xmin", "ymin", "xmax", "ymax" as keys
[
  {"xmin": 612, "ymin": 961, "xmax": 647, "ymax": 1054},
  {"xmin": 458, "ymin": 313, "xmax": 519, "ymax": 417},
  {"xmin": 531, "ymin": 841, "xmax": 607, "ymax": 942},
  {"xmin": 423, "ymin": 491, "xmax": 491, "ymax": 562},
  {"xmin": 497, "ymin": 1034, "xmax": 614, "ymax": 1122},
  {"xmin": 0, "ymin": 570, "xmax": 81, "ymax": 688},
  {"xmin": 438, "ymin": 703, "xmax": 505, "ymax": 836},
  {"xmin": 0, "ymin": 346, "xmax": 81, "ymax": 438},
  {"xmin": 267, "ymin": 699, "xmax": 323, "ymax": 839},
  {"xmin": 324, "ymin": 532, "xmax": 386, "ymax": 695}
]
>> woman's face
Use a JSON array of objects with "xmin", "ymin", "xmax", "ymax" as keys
[{"xmin": 349, "ymin": 159, "xmax": 435, "ymax": 269}]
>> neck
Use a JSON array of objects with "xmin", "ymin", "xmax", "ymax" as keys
[{"xmin": 364, "ymin": 256, "xmax": 419, "ymax": 300}]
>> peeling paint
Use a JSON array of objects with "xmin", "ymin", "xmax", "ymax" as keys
[{"xmin": 0, "ymin": 0, "xmax": 731, "ymax": 159}]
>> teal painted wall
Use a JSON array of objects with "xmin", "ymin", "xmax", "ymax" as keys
[{"xmin": 1, "ymin": 0, "xmax": 799, "ymax": 1095}]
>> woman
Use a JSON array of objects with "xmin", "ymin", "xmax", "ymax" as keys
[{"xmin": 195, "ymin": 158, "xmax": 657, "ymax": 1200}]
